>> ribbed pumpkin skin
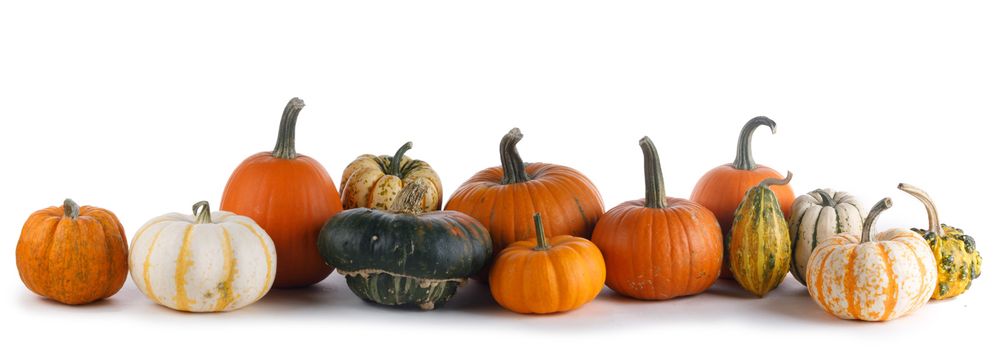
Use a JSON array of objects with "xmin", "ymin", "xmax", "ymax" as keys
[
  {"xmin": 445, "ymin": 162, "xmax": 604, "ymax": 253},
  {"xmin": 340, "ymin": 150, "xmax": 442, "ymax": 211},
  {"xmin": 729, "ymin": 184, "xmax": 791, "ymax": 297},
  {"xmin": 129, "ymin": 209, "xmax": 277, "ymax": 312},
  {"xmin": 318, "ymin": 209, "xmax": 492, "ymax": 310},
  {"xmin": 592, "ymin": 199, "xmax": 723, "ymax": 300},
  {"xmin": 221, "ymin": 153, "xmax": 343, "ymax": 288},
  {"xmin": 806, "ymin": 229, "xmax": 937, "ymax": 321},
  {"xmin": 915, "ymin": 225, "xmax": 982, "ymax": 299},
  {"xmin": 692, "ymin": 165, "xmax": 794, "ymax": 278},
  {"xmin": 788, "ymin": 189, "xmax": 866, "ymax": 285},
  {"xmin": 490, "ymin": 235, "xmax": 606, "ymax": 314},
  {"xmin": 16, "ymin": 202, "xmax": 128, "ymax": 305}
]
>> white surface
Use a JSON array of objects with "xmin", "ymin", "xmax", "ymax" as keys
[{"xmin": 1, "ymin": 0, "xmax": 996, "ymax": 348}]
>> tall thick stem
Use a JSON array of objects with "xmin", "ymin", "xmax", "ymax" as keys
[
  {"xmin": 898, "ymin": 183, "xmax": 943, "ymax": 237},
  {"xmin": 758, "ymin": 171, "xmax": 793, "ymax": 188},
  {"xmin": 861, "ymin": 198, "xmax": 893, "ymax": 243},
  {"xmin": 272, "ymin": 97, "xmax": 306, "ymax": 159},
  {"xmin": 639, "ymin": 136, "xmax": 667, "ymax": 209},
  {"xmin": 532, "ymin": 212, "xmax": 550, "ymax": 251},
  {"xmin": 192, "ymin": 201, "xmax": 213, "ymax": 224},
  {"xmin": 500, "ymin": 128, "xmax": 530, "ymax": 184},
  {"xmin": 390, "ymin": 181, "xmax": 429, "ymax": 215},
  {"xmin": 816, "ymin": 190, "xmax": 835, "ymax": 207},
  {"xmin": 389, "ymin": 142, "xmax": 413, "ymax": 177},
  {"xmin": 733, "ymin": 116, "xmax": 777, "ymax": 170},
  {"xmin": 63, "ymin": 198, "xmax": 80, "ymax": 219}
]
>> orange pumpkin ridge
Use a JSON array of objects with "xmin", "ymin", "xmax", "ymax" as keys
[
  {"xmin": 690, "ymin": 117, "xmax": 794, "ymax": 279},
  {"xmin": 445, "ymin": 128, "xmax": 604, "ymax": 259},
  {"xmin": 220, "ymin": 98, "xmax": 343, "ymax": 288},
  {"xmin": 592, "ymin": 137, "xmax": 723, "ymax": 300},
  {"xmin": 489, "ymin": 213, "xmax": 606, "ymax": 314},
  {"xmin": 16, "ymin": 199, "xmax": 129, "ymax": 305}
]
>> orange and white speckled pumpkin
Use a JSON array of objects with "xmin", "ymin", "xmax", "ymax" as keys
[{"xmin": 806, "ymin": 198, "xmax": 936, "ymax": 322}]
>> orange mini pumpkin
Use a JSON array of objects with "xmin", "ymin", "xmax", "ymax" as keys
[
  {"xmin": 592, "ymin": 137, "xmax": 723, "ymax": 300},
  {"xmin": 445, "ymin": 128, "xmax": 604, "ymax": 254},
  {"xmin": 16, "ymin": 199, "xmax": 128, "ymax": 305},
  {"xmin": 490, "ymin": 213, "xmax": 606, "ymax": 314},
  {"xmin": 690, "ymin": 116, "xmax": 794, "ymax": 278},
  {"xmin": 220, "ymin": 98, "xmax": 343, "ymax": 288}
]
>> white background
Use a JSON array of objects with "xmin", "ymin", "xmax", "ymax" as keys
[{"xmin": 1, "ymin": 1, "xmax": 996, "ymax": 348}]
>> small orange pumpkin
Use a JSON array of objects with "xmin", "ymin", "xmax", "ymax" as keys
[
  {"xmin": 220, "ymin": 98, "xmax": 343, "ymax": 288},
  {"xmin": 445, "ymin": 128, "xmax": 604, "ymax": 255},
  {"xmin": 690, "ymin": 117, "xmax": 794, "ymax": 278},
  {"xmin": 592, "ymin": 137, "xmax": 723, "ymax": 300},
  {"xmin": 489, "ymin": 213, "xmax": 606, "ymax": 314},
  {"xmin": 16, "ymin": 199, "xmax": 129, "ymax": 305}
]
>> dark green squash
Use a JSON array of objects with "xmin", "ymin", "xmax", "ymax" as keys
[{"xmin": 318, "ymin": 182, "xmax": 492, "ymax": 310}]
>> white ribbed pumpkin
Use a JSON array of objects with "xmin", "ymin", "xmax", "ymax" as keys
[
  {"xmin": 788, "ymin": 189, "xmax": 866, "ymax": 285},
  {"xmin": 129, "ymin": 201, "xmax": 276, "ymax": 312},
  {"xmin": 806, "ymin": 198, "xmax": 937, "ymax": 322}
]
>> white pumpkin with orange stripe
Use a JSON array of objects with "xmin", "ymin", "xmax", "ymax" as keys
[
  {"xmin": 128, "ymin": 201, "xmax": 276, "ymax": 312},
  {"xmin": 806, "ymin": 198, "xmax": 937, "ymax": 321}
]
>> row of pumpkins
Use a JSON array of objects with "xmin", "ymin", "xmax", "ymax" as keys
[{"xmin": 16, "ymin": 98, "xmax": 982, "ymax": 321}]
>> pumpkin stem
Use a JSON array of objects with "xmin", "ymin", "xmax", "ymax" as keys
[
  {"xmin": 500, "ymin": 128, "xmax": 531, "ymax": 184},
  {"xmin": 192, "ymin": 201, "xmax": 213, "ymax": 224},
  {"xmin": 272, "ymin": 97, "xmax": 305, "ymax": 160},
  {"xmin": 758, "ymin": 171, "xmax": 793, "ymax": 188},
  {"xmin": 389, "ymin": 141, "xmax": 413, "ymax": 177},
  {"xmin": 532, "ymin": 212, "xmax": 550, "ymax": 250},
  {"xmin": 897, "ymin": 183, "xmax": 943, "ymax": 237},
  {"xmin": 861, "ymin": 198, "xmax": 893, "ymax": 243},
  {"xmin": 63, "ymin": 198, "xmax": 80, "ymax": 219},
  {"xmin": 815, "ymin": 190, "xmax": 835, "ymax": 207},
  {"xmin": 389, "ymin": 181, "xmax": 429, "ymax": 215},
  {"xmin": 639, "ymin": 136, "xmax": 667, "ymax": 209},
  {"xmin": 733, "ymin": 116, "xmax": 776, "ymax": 170}
]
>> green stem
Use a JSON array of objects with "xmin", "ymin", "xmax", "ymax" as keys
[
  {"xmin": 733, "ymin": 116, "xmax": 777, "ymax": 170},
  {"xmin": 389, "ymin": 181, "xmax": 429, "ymax": 215},
  {"xmin": 639, "ymin": 136, "xmax": 667, "ymax": 209},
  {"xmin": 192, "ymin": 201, "xmax": 213, "ymax": 224},
  {"xmin": 389, "ymin": 142, "xmax": 413, "ymax": 177},
  {"xmin": 897, "ymin": 183, "xmax": 943, "ymax": 237},
  {"xmin": 532, "ymin": 212, "xmax": 549, "ymax": 250},
  {"xmin": 272, "ymin": 97, "xmax": 305, "ymax": 159},
  {"xmin": 758, "ymin": 171, "xmax": 793, "ymax": 188},
  {"xmin": 500, "ymin": 128, "xmax": 530, "ymax": 184},
  {"xmin": 816, "ymin": 190, "xmax": 836, "ymax": 207},
  {"xmin": 63, "ymin": 198, "xmax": 80, "ymax": 219},
  {"xmin": 861, "ymin": 198, "xmax": 893, "ymax": 243}
]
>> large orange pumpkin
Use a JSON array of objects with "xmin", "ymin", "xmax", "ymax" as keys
[
  {"xmin": 690, "ymin": 116, "xmax": 794, "ymax": 278},
  {"xmin": 16, "ymin": 199, "xmax": 129, "ymax": 305},
  {"xmin": 220, "ymin": 98, "xmax": 343, "ymax": 288},
  {"xmin": 445, "ymin": 128, "xmax": 604, "ymax": 255},
  {"xmin": 592, "ymin": 137, "xmax": 723, "ymax": 300}
]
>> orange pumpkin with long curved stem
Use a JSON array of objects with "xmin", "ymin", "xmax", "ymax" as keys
[
  {"xmin": 592, "ymin": 137, "xmax": 723, "ymax": 300},
  {"xmin": 445, "ymin": 128, "xmax": 604, "ymax": 255},
  {"xmin": 220, "ymin": 98, "xmax": 343, "ymax": 288},
  {"xmin": 690, "ymin": 116, "xmax": 794, "ymax": 278}
]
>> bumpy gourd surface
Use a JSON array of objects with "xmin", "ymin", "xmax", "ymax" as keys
[{"xmin": 915, "ymin": 225, "xmax": 982, "ymax": 299}]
